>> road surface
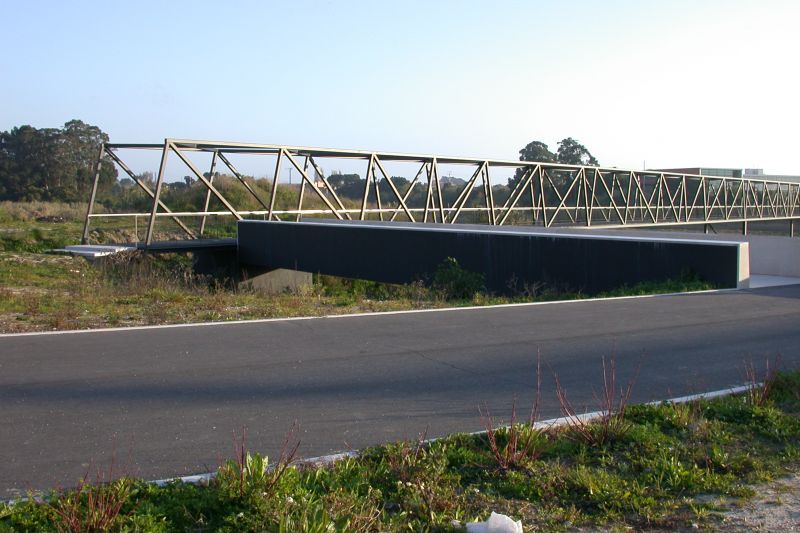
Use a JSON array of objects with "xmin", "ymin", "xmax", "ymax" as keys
[{"xmin": 2, "ymin": 285, "xmax": 799, "ymax": 496}]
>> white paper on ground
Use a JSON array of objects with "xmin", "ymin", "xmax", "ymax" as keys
[{"xmin": 465, "ymin": 511, "xmax": 524, "ymax": 533}]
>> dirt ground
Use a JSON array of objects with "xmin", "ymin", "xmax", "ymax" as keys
[{"xmin": 718, "ymin": 471, "xmax": 800, "ymax": 532}]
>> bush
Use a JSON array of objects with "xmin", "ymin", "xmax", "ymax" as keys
[{"xmin": 431, "ymin": 257, "xmax": 485, "ymax": 300}]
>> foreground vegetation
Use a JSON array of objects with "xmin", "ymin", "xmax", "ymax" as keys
[{"xmin": 2, "ymin": 367, "xmax": 798, "ymax": 532}]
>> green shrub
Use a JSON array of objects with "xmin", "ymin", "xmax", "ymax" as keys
[{"xmin": 431, "ymin": 257, "xmax": 485, "ymax": 299}]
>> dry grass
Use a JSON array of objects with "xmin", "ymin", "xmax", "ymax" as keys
[
  {"xmin": 0, "ymin": 250, "xmax": 453, "ymax": 333},
  {"xmin": 0, "ymin": 201, "xmax": 97, "ymax": 223}
]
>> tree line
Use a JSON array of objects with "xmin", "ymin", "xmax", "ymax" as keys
[
  {"xmin": 0, "ymin": 120, "xmax": 118, "ymax": 203},
  {"xmin": 0, "ymin": 120, "xmax": 598, "ymax": 210}
]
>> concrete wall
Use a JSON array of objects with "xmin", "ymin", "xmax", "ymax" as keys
[
  {"xmin": 745, "ymin": 234, "xmax": 800, "ymax": 277},
  {"xmin": 238, "ymin": 220, "xmax": 748, "ymax": 294}
]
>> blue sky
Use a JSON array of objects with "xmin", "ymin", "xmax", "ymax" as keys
[{"xmin": 3, "ymin": 0, "xmax": 800, "ymax": 178}]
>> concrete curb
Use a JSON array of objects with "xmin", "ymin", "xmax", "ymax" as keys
[
  {"xmin": 0, "ymin": 382, "xmax": 756, "ymax": 505},
  {"xmin": 150, "ymin": 383, "xmax": 754, "ymax": 488}
]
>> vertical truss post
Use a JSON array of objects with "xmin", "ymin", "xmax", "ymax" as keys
[
  {"xmin": 372, "ymin": 155, "xmax": 384, "ymax": 221},
  {"xmin": 529, "ymin": 169, "xmax": 539, "ymax": 224},
  {"xmin": 81, "ymin": 143, "xmax": 105, "ymax": 244},
  {"xmin": 145, "ymin": 140, "xmax": 171, "ymax": 246},
  {"xmin": 426, "ymin": 159, "xmax": 442, "ymax": 223},
  {"xmin": 268, "ymin": 149, "xmax": 284, "ymax": 221},
  {"xmin": 539, "ymin": 168, "xmax": 550, "ymax": 227},
  {"xmin": 682, "ymin": 176, "xmax": 688, "ymax": 223},
  {"xmin": 360, "ymin": 155, "xmax": 374, "ymax": 220},
  {"xmin": 296, "ymin": 156, "xmax": 309, "ymax": 222},
  {"xmin": 199, "ymin": 150, "xmax": 219, "ymax": 236},
  {"xmin": 723, "ymin": 179, "xmax": 730, "ymax": 220},
  {"xmin": 741, "ymin": 181, "xmax": 747, "ymax": 223},
  {"xmin": 423, "ymin": 161, "xmax": 434, "ymax": 223},
  {"xmin": 485, "ymin": 164, "xmax": 496, "ymax": 225},
  {"xmin": 582, "ymin": 169, "xmax": 591, "ymax": 227},
  {"xmin": 432, "ymin": 158, "xmax": 445, "ymax": 223},
  {"xmin": 481, "ymin": 165, "xmax": 492, "ymax": 225}
]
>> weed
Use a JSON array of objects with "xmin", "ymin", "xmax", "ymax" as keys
[
  {"xmin": 216, "ymin": 425, "xmax": 301, "ymax": 500},
  {"xmin": 46, "ymin": 455, "xmax": 134, "ymax": 533},
  {"xmin": 670, "ymin": 398, "xmax": 704, "ymax": 430},
  {"xmin": 382, "ymin": 428, "xmax": 429, "ymax": 483},
  {"xmin": 480, "ymin": 352, "xmax": 547, "ymax": 470},
  {"xmin": 743, "ymin": 354, "xmax": 781, "ymax": 407},
  {"xmin": 505, "ymin": 273, "xmax": 546, "ymax": 298},
  {"xmin": 276, "ymin": 496, "xmax": 334, "ymax": 533},
  {"xmin": 554, "ymin": 355, "xmax": 638, "ymax": 446},
  {"xmin": 322, "ymin": 487, "xmax": 383, "ymax": 532}
]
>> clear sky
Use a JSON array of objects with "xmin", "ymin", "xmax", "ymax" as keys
[{"xmin": 3, "ymin": 0, "xmax": 800, "ymax": 178}]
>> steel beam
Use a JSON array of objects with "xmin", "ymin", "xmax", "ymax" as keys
[{"xmin": 81, "ymin": 143, "xmax": 105, "ymax": 244}]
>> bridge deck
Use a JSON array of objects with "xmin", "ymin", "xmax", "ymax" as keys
[{"xmin": 133, "ymin": 238, "xmax": 237, "ymax": 253}]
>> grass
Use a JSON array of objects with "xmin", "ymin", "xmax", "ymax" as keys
[
  {"xmin": 0, "ymin": 218, "xmax": 717, "ymax": 333},
  {"xmin": 2, "ymin": 367, "xmax": 798, "ymax": 532}
]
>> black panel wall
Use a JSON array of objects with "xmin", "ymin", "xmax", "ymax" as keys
[{"xmin": 238, "ymin": 220, "xmax": 744, "ymax": 294}]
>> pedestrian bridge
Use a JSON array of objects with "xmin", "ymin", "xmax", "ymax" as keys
[{"xmin": 81, "ymin": 139, "xmax": 800, "ymax": 246}]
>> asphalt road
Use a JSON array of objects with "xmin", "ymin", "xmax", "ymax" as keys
[{"xmin": 2, "ymin": 285, "xmax": 800, "ymax": 496}]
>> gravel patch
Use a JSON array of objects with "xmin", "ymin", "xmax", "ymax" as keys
[{"xmin": 719, "ymin": 471, "xmax": 800, "ymax": 531}]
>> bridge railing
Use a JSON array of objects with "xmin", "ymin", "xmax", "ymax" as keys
[{"xmin": 82, "ymin": 139, "xmax": 800, "ymax": 245}]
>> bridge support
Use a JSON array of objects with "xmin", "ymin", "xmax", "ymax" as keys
[{"xmin": 239, "ymin": 267, "xmax": 312, "ymax": 294}]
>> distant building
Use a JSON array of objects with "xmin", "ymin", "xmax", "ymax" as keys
[
  {"xmin": 742, "ymin": 168, "xmax": 800, "ymax": 185},
  {"xmin": 655, "ymin": 167, "xmax": 743, "ymax": 178},
  {"xmin": 654, "ymin": 167, "xmax": 800, "ymax": 184}
]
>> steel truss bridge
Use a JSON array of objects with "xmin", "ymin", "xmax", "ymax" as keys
[{"xmin": 82, "ymin": 139, "xmax": 800, "ymax": 245}]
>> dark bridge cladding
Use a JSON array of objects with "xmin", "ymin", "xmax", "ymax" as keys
[
  {"xmin": 81, "ymin": 139, "xmax": 800, "ymax": 247},
  {"xmin": 237, "ymin": 220, "xmax": 750, "ymax": 294}
]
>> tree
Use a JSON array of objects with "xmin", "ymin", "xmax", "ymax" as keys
[
  {"xmin": 327, "ymin": 172, "xmax": 364, "ymax": 199},
  {"xmin": 508, "ymin": 138, "xmax": 599, "ymax": 188},
  {"xmin": 0, "ymin": 120, "xmax": 117, "ymax": 202},
  {"xmin": 556, "ymin": 137, "xmax": 598, "ymax": 166},
  {"xmin": 508, "ymin": 141, "xmax": 555, "ymax": 188}
]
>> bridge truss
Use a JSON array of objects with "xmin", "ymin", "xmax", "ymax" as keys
[{"xmin": 82, "ymin": 139, "xmax": 800, "ymax": 245}]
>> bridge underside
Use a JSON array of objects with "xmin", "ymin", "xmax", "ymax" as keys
[
  {"xmin": 238, "ymin": 220, "xmax": 749, "ymax": 294},
  {"xmin": 82, "ymin": 139, "xmax": 800, "ymax": 246}
]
